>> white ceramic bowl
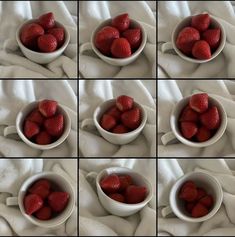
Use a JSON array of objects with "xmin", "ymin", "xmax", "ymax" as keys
[
  {"xmin": 93, "ymin": 99, "xmax": 147, "ymax": 145},
  {"xmin": 96, "ymin": 167, "xmax": 153, "ymax": 217},
  {"xmin": 168, "ymin": 172, "xmax": 223, "ymax": 222},
  {"xmin": 16, "ymin": 19, "xmax": 70, "ymax": 64}
]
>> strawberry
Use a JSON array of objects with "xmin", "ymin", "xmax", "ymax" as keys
[
  {"xmin": 179, "ymin": 106, "xmax": 199, "ymax": 122},
  {"xmin": 200, "ymin": 106, "xmax": 220, "ymax": 130},
  {"xmin": 185, "ymin": 202, "xmax": 196, "ymax": 213},
  {"xmin": 108, "ymin": 193, "xmax": 125, "ymax": 203},
  {"xmin": 180, "ymin": 122, "xmax": 198, "ymax": 139},
  {"xmin": 100, "ymin": 174, "xmax": 121, "ymax": 193},
  {"xmin": 95, "ymin": 26, "xmax": 120, "ymax": 56},
  {"xmin": 202, "ymin": 28, "xmax": 221, "ymax": 50},
  {"xmin": 191, "ymin": 13, "xmax": 210, "ymax": 32},
  {"xmin": 196, "ymin": 187, "xmax": 207, "ymax": 200},
  {"xmin": 116, "ymin": 95, "xmax": 134, "ymax": 112},
  {"xmin": 189, "ymin": 93, "xmax": 208, "ymax": 113},
  {"xmin": 27, "ymin": 109, "xmax": 44, "ymax": 125},
  {"xmin": 24, "ymin": 120, "xmax": 40, "ymax": 139},
  {"xmin": 196, "ymin": 126, "xmax": 211, "ymax": 142},
  {"xmin": 20, "ymin": 23, "xmax": 44, "ymax": 49},
  {"xmin": 44, "ymin": 114, "xmax": 64, "ymax": 136},
  {"xmin": 179, "ymin": 185, "xmax": 198, "ymax": 202},
  {"xmin": 121, "ymin": 107, "xmax": 141, "ymax": 130},
  {"xmin": 176, "ymin": 27, "xmax": 200, "ymax": 55},
  {"xmin": 48, "ymin": 192, "xmax": 69, "ymax": 212},
  {"xmin": 35, "ymin": 131, "xmax": 52, "ymax": 145},
  {"xmin": 106, "ymin": 106, "xmax": 122, "ymax": 122},
  {"xmin": 30, "ymin": 179, "xmax": 51, "ymax": 190},
  {"xmin": 122, "ymin": 28, "xmax": 141, "ymax": 49},
  {"xmin": 192, "ymin": 40, "xmax": 211, "ymax": 60},
  {"xmin": 180, "ymin": 181, "xmax": 196, "ymax": 191},
  {"xmin": 35, "ymin": 206, "xmax": 52, "ymax": 220},
  {"xmin": 125, "ymin": 185, "xmax": 147, "ymax": 204},
  {"xmin": 47, "ymin": 27, "xmax": 65, "ymax": 47},
  {"xmin": 111, "ymin": 38, "xmax": 131, "ymax": 58},
  {"xmin": 39, "ymin": 99, "xmax": 58, "ymax": 118},
  {"xmin": 24, "ymin": 194, "xmax": 43, "ymax": 215},
  {"xmin": 112, "ymin": 124, "xmax": 129, "ymax": 134},
  {"xmin": 100, "ymin": 114, "xmax": 116, "ymax": 131},
  {"xmin": 191, "ymin": 203, "xmax": 209, "ymax": 217},
  {"xmin": 29, "ymin": 182, "xmax": 50, "ymax": 199},
  {"xmin": 112, "ymin": 13, "xmax": 130, "ymax": 32},
  {"xmin": 119, "ymin": 175, "xmax": 133, "ymax": 191},
  {"xmin": 37, "ymin": 34, "xmax": 57, "ymax": 52},
  {"xmin": 199, "ymin": 195, "xmax": 214, "ymax": 209},
  {"xmin": 38, "ymin": 12, "xmax": 55, "ymax": 30}
]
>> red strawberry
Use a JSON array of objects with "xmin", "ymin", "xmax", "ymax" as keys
[
  {"xmin": 125, "ymin": 185, "xmax": 147, "ymax": 204},
  {"xmin": 192, "ymin": 40, "xmax": 211, "ymax": 60},
  {"xmin": 200, "ymin": 106, "xmax": 220, "ymax": 130},
  {"xmin": 35, "ymin": 206, "xmax": 52, "ymax": 220},
  {"xmin": 35, "ymin": 131, "xmax": 52, "ymax": 145},
  {"xmin": 185, "ymin": 202, "xmax": 196, "ymax": 213},
  {"xmin": 111, "ymin": 38, "xmax": 131, "ymax": 58},
  {"xmin": 29, "ymin": 183, "xmax": 50, "ymax": 199},
  {"xmin": 181, "ymin": 181, "xmax": 196, "ymax": 190},
  {"xmin": 191, "ymin": 13, "xmax": 210, "ymax": 32},
  {"xmin": 24, "ymin": 120, "xmax": 40, "ymax": 139},
  {"xmin": 196, "ymin": 126, "xmax": 211, "ymax": 142},
  {"xmin": 191, "ymin": 203, "xmax": 209, "ymax": 217},
  {"xmin": 24, "ymin": 194, "xmax": 43, "ymax": 215},
  {"xmin": 112, "ymin": 124, "xmax": 129, "ymax": 134},
  {"xmin": 108, "ymin": 193, "xmax": 125, "ymax": 203},
  {"xmin": 95, "ymin": 26, "xmax": 120, "ymax": 55},
  {"xmin": 37, "ymin": 34, "xmax": 57, "ymax": 52},
  {"xmin": 38, "ymin": 12, "xmax": 55, "ymax": 30},
  {"xmin": 180, "ymin": 122, "xmax": 198, "ymax": 139},
  {"xmin": 116, "ymin": 95, "xmax": 134, "ymax": 112},
  {"xmin": 176, "ymin": 27, "xmax": 200, "ymax": 55},
  {"xmin": 30, "ymin": 179, "xmax": 51, "ymax": 190},
  {"xmin": 39, "ymin": 99, "xmax": 58, "ymax": 118},
  {"xmin": 100, "ymin": 174, "xmax": 121, "ymax": 193},
  {"xmin": 121, "ymin": 107, "xmax": 141, "ymax": 130},
  {"xmin": 179, "ymin": 106, "xmax": 199, "ymax": 122},
  {"xmin": 44, "ymin": 114, "xmax": 64, "ymax": 136},
  {"xmin": 47, "ymin": 27, "xmax": 65, "ymax": 47},
  {"xmin": 122, "ymin": 28, "xmax": 141, "ymax": 49},
  {"xmin": 179, "ymin": 186, "xmax": 198, "ymax": 202},
  {"xmin": 27, "ymin": 109, "xmax": 44, "ymax": 125},
  {"xmin": 119, "ymin": 175, "xmax": 133, "ymax": 191},
  {"xmin": 112, "ymin": 13, "xmax": 130, "ymax": 32},
  {"xmin": 106, "ymin": 106, "xmax": 122, "ymax": 122},
  {"xmin": 189, "ymin": 93, "xmax": 208, "ymax": 113},
  {"xmin": 196, "ymin": 187, "xmax": 207, "ymax": 200},
  {"xmin": 100, "ymin": 114, "xmax": 116, "ymax": 131},
  {"xmin": 202, "ymin": 28, "xmax": 221, "ymax": 50},
  {"xmin": 199, "ymin": 195, "xmax": 214, "ymax": 209},
  {"xmin": 48, "ymin": 192, "xmax": 69, "ymax": 212},
  {"xmin": 20, "ymin": 23, "xmax": 44, "ymax": 49}
]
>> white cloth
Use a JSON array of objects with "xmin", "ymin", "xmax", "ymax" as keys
[
  {"xmin": 0, "ymin": 80, "xmax": 77, "ymax": 157},
  {"xmin": 158, "ymin": 79, "xmax": 235, "ymax": 157},
  {"xmin": 0, "ymin": 159, "xmax": 77, "ymax": 236},
  {"xmin": 79, "ymin": 159, "xmax": 156, "ymax": 236},
  {"xmin": 158, "ymin": 159, "xmax": 235, "ymax": 236},
  {"xmin": 79, "ymin": 1, "xmax": 156, "ymax": 78},
  {"xmin": 158, "ymin": 1, "xmax": 235, "ymax": 78},
  {"xmin": 79, "ymin": 80, "xmax": 156, "ymax": 157},
  {"xmin": 0, "ymin": 1, "xmax": 77, "ymax": 78}
]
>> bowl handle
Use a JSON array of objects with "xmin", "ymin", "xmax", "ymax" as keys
[{"xmin": 79, "ymin": 42, "xmax": 93, "ymax": 54}]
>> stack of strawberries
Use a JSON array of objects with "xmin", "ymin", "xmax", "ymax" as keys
[
  {"xmin": 20, "ymin": 12, "xmax": 65, "ymax": 52},
  {"xmin": 179, "ymin": 93, "xmax": 220, "ymax": 142},
  {"xmin": 100, "ymin": 95, "xmax": 141, "ymax": 134},
  {"xmin": 179, "ymin": 180, "xmax": 214, "ymax": 218},
  {"xmin": 100, "ymin": 173, "xmax": 147, "ymax": 204},
  {"xmin": 176, "ymin": 13, "xmax": 221, "ymax": 59},
  {"xmin": 95, "ymin": 13, "xmax": 142, "ymax": 58}
]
